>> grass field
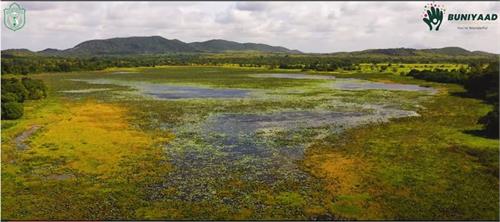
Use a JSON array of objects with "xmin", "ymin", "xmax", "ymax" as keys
[
  {"xmin": 357, "ymin": 63, "xmax": 467, "ymax": 74},
  {"xmin": 1, "ymin": 65, "xmax": 498, "ymax": 220}
]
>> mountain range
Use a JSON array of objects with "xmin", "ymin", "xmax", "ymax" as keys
[
  {"xmin": 34, "ymin": 36, "xmax": 301, "ymax": 56},
  {"xmin": 1, "ymin": 36, "xmax": 496, "ymax": 57}
]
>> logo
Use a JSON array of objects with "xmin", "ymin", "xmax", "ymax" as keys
[
  {"xmin": 4, "ymin": 2, "xmax": 26, "ymax": 31},
  {"xmin": 421, "ymin": 2, "xmax": 497, "ymax": 31},
  {"xmin": 448, "ymin": 13, "xmax": 498, "ymax": 21},
  {"xmin": 422, "ymin": 2, "xmax": 445, "ymax": 31}
]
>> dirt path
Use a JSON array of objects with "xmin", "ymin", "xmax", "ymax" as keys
[{"xmin": 14, "ymin": 125, "xmax": 41, "ymax": 150}]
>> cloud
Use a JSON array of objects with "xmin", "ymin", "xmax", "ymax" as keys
[
  {"xmin": 235, "ymin": 2, "xmax": 268, "ymax": 12},
  {"xmin": 1, "ymin": 1, "xmax": 499, "ymax": 53},
  {"xmin": 19, "ymin": 2, "xmax": 52, "ymax": 11}
]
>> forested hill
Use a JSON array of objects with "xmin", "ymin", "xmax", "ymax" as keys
[
  {"xmin": 330, "ymin": 47, "xmax": 496, "ymax": 57},
  {"xmin": 24, "ymin": 36, "xmax": 302, "ymax": 56},
  {"xmin": 189, "ymin": 39, "xmax": 301, "ymax": 54}
]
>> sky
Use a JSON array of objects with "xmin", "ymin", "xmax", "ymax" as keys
[{"xmin": 1, "ymin": 1, "xmax": 500, "ymax": 53}]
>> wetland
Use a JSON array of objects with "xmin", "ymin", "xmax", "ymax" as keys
[{"xmin": 1, "ymin": 66, "xmax": 498, "ymax": 220}]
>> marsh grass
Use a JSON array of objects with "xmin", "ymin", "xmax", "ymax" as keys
[{"xmin": 304, "ymin": 85, "xmax": 498, "ymax": 220}]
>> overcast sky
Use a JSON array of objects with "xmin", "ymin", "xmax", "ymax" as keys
[{"xmin": 1, "ymin": 1, "xmax": 499, "ymax": 53}]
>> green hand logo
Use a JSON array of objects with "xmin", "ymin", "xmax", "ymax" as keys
[{"xmin": 422, "ymin": 4, "xmax": 444, "ymax": 31}]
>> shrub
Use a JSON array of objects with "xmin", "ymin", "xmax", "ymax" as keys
[
  {"xmin": 1, "ymin": 78, "xmax": 28, "ymax": 102},
  {"xmin": 1, "ymin": 92, "xmax": 21, "ymax": 103},
  {"xmin": 464, "ymin": 62, "xmax": 499, "ymax": 103},
  {"xmin": 21, "ymin": 78, "xmax": 48, "ymax": 100},
  {"xmin": 478, "ymin": 105, "xmax": 499, "ymax": 138},
  {"xmin": 407, "ymin": 62, "xmax": 499, "ymax": 138},
  {"xmin": 1, "ymin": 77, "xmax": 48, "ymax": 120},
  {"xmin": 407, "ymin": 69, "xmax": 468, "ymax": 84},
  {"xmin": 1, "ymin": 102, "xmax": 24, "ymax": 120}
]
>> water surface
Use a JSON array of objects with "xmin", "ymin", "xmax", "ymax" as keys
[
  {"xmin": 250, "ymin": 73, "xmax": 336, "ymax": 80},
  {"xmin": 250, "ymin": 73, "xmax": 435, "ymax": 93},
  {"xmin": 161, "ymin": 105, "xmax": 419, "ymax": 202},
  {"xmin": 331, "ymin": 78, "xmax": 436, "ymax": 92},
  {"xmin": 60, "ymin": 88, "xmax": 111, "ymax": 93},
  {"xmin": 64, "ymin": 73, "xmax": 430, "ymax": 217},
  {"xmin": 70, "ymin": 79, "xmax": 250, "ymax": 99}
]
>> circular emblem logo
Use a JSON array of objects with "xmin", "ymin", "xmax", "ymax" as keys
[{"xmin": 4, "ymin": 3, "xmax": 26, "ymax": 31}]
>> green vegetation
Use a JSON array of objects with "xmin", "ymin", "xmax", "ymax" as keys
[
  {"xmin": 305, "ymin": 85, "xmax": 499, "ymax": 219},
  {"xmin": 479, "ymin": 105, "xmax": 499, "ymax": 138},
  {"xmin": 407, "ymin": 69, "xmax": 468, "ymax": 84},
  {"xmin": 464, "ymin": 62, "xmax": 499, "ymax": 103},
  {"xmin": 1, "ymin": 38, "xmax": 495, "ymax": 75},
  {"xmin": 1, "ymin": 77, "xmax": 47, "ymax": 119},
  {"xmin": 1, "ymin": 102, "xmax": 23, "ymax": 120},
  {"xmin": 406, "ymin": 62, "xmax": 499, "ymax": 137},
  {"xmin": 1, "ymin": 99, "xmax": 172, "ymax": 220},
  {"xmin": 1, "ymin": 78, "xmax": 29, "ymax": 102},
  {"xmin": 464, "ymin": 62, "xmax": 499, "ymax": 137},
  {"xmin": 0, "ymin": 52, "xmax": 485, "ymax": 75},
  {"xmin": 1, "ymin": 63, "xmax": 498, "ymax": 220},
  {"xmin": 22, "ymin": 77, "xmax": 49, "ymax": 99}
]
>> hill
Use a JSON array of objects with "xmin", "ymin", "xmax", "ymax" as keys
[
  {"xmin": 40, "ymin": 36, "xmax": 200, "ymax": 56},
  {"xmin": 420, "ymin": 47, "xmax": 480, "ymax": 56},
  {"xmin": 1, "ymin": 36, "xmax": 496, "ymax": 58},
  {"xmin": 1, "ymin": 49, "xmax": 39, "ymax": 57},
  {"xmin": 36, "ymin": 36, "xmax": 300, "ymax": 56},
  {"xmin": 347, "ymin": 47, "xmax": 495, "ymax": 57},
  {"xmin": 189, "ymin": 39, "xmax": 301, "ymax": 54}
]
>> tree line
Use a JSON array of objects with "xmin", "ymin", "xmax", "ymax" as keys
[
  {"xmin": 407, "ymin": 62, "xmax": 499, "ymax": 137},
  {"xmin": 1, "ymin": 53, "xmax": 494, "ymax": 75}
]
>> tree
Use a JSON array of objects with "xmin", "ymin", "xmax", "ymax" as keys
[
  {"xmin": 22, "ymin": 78, "xmax": 48, "ymax": 100},
  {"xmin": 464, "ymin": 62, "xmax": 499, "ymax": 103},
  {"xmin": 1, "ymin": 77, "xmax": 48, "ymax": 120},
  {"xmin": 1, "ymin": 78, "xmax": 28, "ymax": 102},
  {"xmin": 478, "ymin": 105, "xmax": 499, "ymax": 138},
  {"xmin": 1, "ymin": 102, "xmax": 24, "ymax": 120},
  {"xmin": 1, "ymin": 92, "xmax": 21, "ymax": 103}
]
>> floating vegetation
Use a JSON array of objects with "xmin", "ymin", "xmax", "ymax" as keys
[
  {"xmin": 158, "ymin": 104, "xmax": 420, "ymax": 215},
  {"xmin": 111, "ymin": 71, "xmax": 138, "ymax": 75},
  {"xmin": 70, "ymin": 79, "xmax": 251, "ymax": 99},
  {"xmin": 250, "ymin": 73, "xmax": 434, "ymax": 93},
  {"xmin": 331, "ymin": 78, "xmax": 437, "ymax": 93},
  {"xmin": 250, "ymin": 73, "xmax": 336, "ymax": 80},
  {"xmin": 66, "ymin": 73, "xmax": 424, "ymax": 207},
  {"xmin": 4, "ymin": 66, "xmax": 496, "ymax": 220}
]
